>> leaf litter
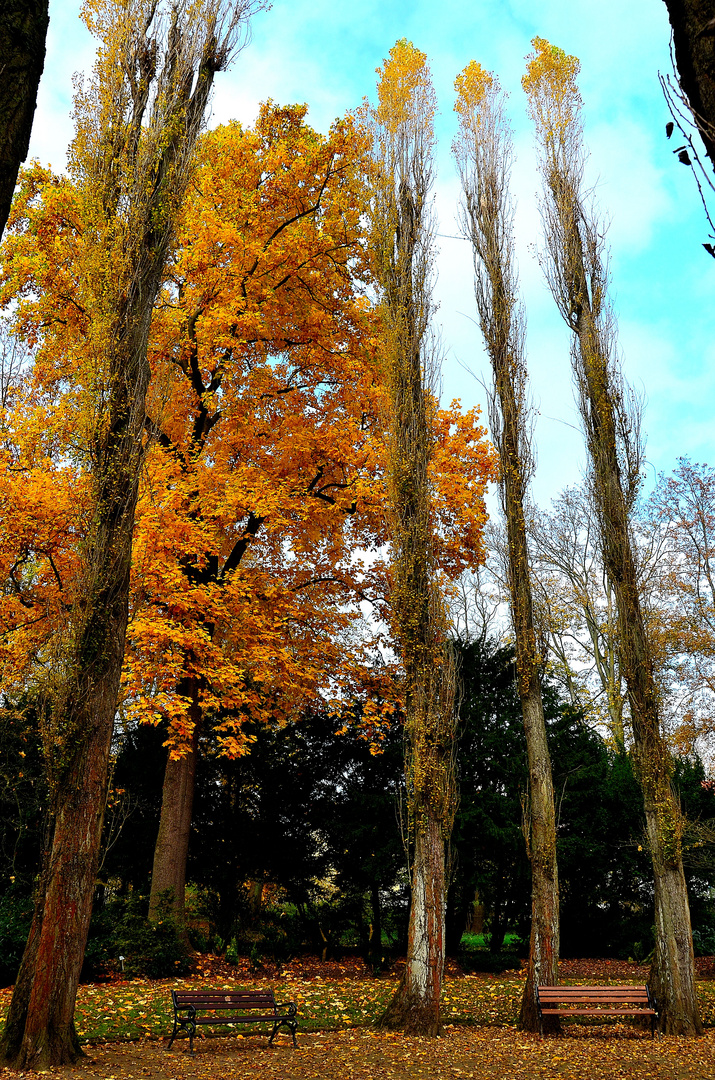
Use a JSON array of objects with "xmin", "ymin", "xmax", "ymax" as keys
[{"xmin": 1, "ymin": 957, "xmax": 714, "ymax": 1078}]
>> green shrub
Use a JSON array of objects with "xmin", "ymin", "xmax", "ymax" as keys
[
  {"xmin": 115, "ymin": 893, "xmax": 190, "ymax": 978},
  {"xmin": 692, "ymin": 926, "xmax": 715, "ymax": 957},
  {"xmin": 84, "ymin": 892, "xmax": 189, "ymax": 979},
  {"xmin": 459, "ymin": 948, "xmax": 522, "ymax": 974},
  {"xmin": 227, "ymin": 906, "xmax": 305, "ymax": 965},
  {"xmin": 184, "ymin": 883, "xmax": 218, "ymax": 953},
  {"xmin": 0, "ymin": 890, "xmax": 34, "ymax": 987},
  {"xmin": 225, "ymin": 936, "xmax": 239, "ymax": 965}
]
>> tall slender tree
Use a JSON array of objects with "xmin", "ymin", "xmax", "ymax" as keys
[
  {"xmin": 371, "ymin": 40, "xmax": 462, "ymax": 1036},
  {"xmin": 453, "ymin": 62, "xmax": 560, "ymax": 1033},
  {"xmin": 0, "ymin": 0, "xmax": 265, "ymax": 1067},
  {"xmin": 524, "ymin": 37, "xmax": 702, "ymax": 1035}
]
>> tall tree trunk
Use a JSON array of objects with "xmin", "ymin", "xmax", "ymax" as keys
[
  {"xmin": 453, "ymin": 63, "xmax": 560, "ymax": 1033},
  {"xmin": 370, "ymin": 42, "xmax": 458, "ymax": 1035},
  {"xmin": 519, "ymin": 694, "xmax": 560, "ymax": 1029},
  {"xmin": 523, "ymin": 37, "xmax": 702, "ymax": 1035},
  {"xmin": 0, "ymin": 3, "xmax": 258, "ymax": 1066},
  {"xmin": 380, "ymin": 811, "xmax": 445, "ymax": 1035},
  {"xmin": 572, "ymin": 190, "xmax": 702, "ymax": 1040},
  {"xmin": 0, "ymin": 294, "xmax": 150, "ymax": 1069},
  {"xmin": 0, "ymin": 694, "xmax": 120, "ymax": 1065},
  {"xmin": 0, "ymin": 0, "xmax": 49, "ymax": 238},
  {"xmin": 368, "ymin": 880, "xmax": 382, "ymax": 967},
  {"xmin": 148, "ymin": 680, "xmax": 200, "ymax": 939},
  {"xmin": 504, "ymin": 445, "xmax": 560, "ymax": 1029}
]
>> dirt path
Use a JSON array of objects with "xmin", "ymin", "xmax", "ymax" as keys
[{"xmin": 22, "ymin": 1025, "xmax": 715, "ymax": 1080}]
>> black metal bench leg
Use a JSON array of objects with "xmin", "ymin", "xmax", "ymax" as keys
[{"xmin": 167, "ymin": 1016, "xmax": 182, "ymax": 1050}]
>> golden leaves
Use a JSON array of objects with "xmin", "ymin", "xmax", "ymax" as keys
[
  {"xmin": 522, "ymin": 37, "xmax": 582, "ymax": 152},
  {"xmin": 454, "ymin": 61, "xmax": 495, "ymax": 118},
  {"xmin": 375, "ymin": 40, "xmax": 436, "ymax": 138}
]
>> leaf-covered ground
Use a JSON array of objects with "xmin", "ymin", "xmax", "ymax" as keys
[{"xmin": 2, "ymin": 957, "xmax": 715, "ymax": 1078}]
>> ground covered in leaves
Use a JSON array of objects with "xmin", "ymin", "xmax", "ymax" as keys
[{"xmin": 2, "ymin": 956, "xmax": 715, "ymax": 1078}]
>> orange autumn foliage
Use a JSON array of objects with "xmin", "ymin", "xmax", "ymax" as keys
[{"xmin": 0, "ymin": 102, "xmax": 496, "ymax": 755}]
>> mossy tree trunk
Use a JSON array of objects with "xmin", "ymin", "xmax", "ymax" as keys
[
  {"xmin": 0, "ymin": 2, "xmax": 259, "ymax": 1067},
  {"xmin": 453, "ymin": 64, "xmax": 560, "ymax": 1033},
  {"xmin": 524, "ymin": 37, "xmax": 702, "ymax": 1035},
  {"xmin": 0, "ymin": 232, "xmax": 157, "ymax": 1072},
  {"xmin": 370, "ymin": 41, "xmax": 458, "ymax": 1036}
]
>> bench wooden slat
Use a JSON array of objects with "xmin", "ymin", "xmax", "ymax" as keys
[
  {"xmin": 545, "ymin": 1009, "xmax": 656, "ymax": 1016},
  {"xmin": 540, "ymin": 995, "xmax": 650, "ymax": 1002}
]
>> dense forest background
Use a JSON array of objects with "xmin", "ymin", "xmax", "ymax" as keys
[{"xmin": 2, "ymin": 633, "xmax": 714, "ymax": 987}]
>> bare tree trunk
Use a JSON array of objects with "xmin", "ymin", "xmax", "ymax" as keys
[
  {"xmin": 0, "ymin": 0, "xmax": 49, "ymax": 238},
  {"xmin": 453, "ymin": 63, "xmax": 559, "ymax": 1033},
  {"xmin": 524, "ymin": 37, "xmax": 702, "ymax": 1035}
]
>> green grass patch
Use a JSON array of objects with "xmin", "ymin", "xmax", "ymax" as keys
[{"xmin": 460, "ymin": 932, "xmax": 521, "ymax": 951}]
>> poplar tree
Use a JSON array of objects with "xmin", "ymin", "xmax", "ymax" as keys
[
  {"xmin": 523, "ymin": 37, "xmax": 702, "ymax": 1035},
  {"xmin": 453, "ymin": 62, "xmax": 560, "ymax": 1032},
  {"xmin": 0, "ymin": 0, "xmax": 264, "ymax": 1067},
  {"xmin": 371, "ymin": 39, "xmax": 458, "ymax": 1036}
]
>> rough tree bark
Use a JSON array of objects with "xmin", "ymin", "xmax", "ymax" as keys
[
  {"xmin": 370, "ymin": 40, "xmax": 458, "ymax": 1037},
  {"xmin": 0, "ymin": 0, "xmax": 49, "ymax": 238},
  {"xmin": 662, "ymin": 0, "xmax": 715, "ymax": 169},
  {"xmin": 0, "ymin": 1, "xmax": 264, "ymax": 1068},
  {"xmin": 524, "ymin": 37, "xmax": 702, "ymax": 1035},
  {"xmin": 453, "ymin": 63, "xmax": 560, "ymax": 1034}
]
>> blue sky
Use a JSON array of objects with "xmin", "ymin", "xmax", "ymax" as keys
[{"xmin": 27, "ymin": 0, "xmax": 715, "ymax": 506}]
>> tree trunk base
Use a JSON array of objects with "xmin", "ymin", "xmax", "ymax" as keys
[
  {"xmin": 377, "ymin": 973, "xmax": 442, "ymax": 1036},
  {"xmin": 1, "ymin": 1023, "xmax": 84, "ymax": 1071}
]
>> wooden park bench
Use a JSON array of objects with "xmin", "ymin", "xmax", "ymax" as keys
[
  {"xmin": 536, "ymin": 985, "xmax": 658, "ymax": 1037},
  {"xmin": 167, "ymin": 989, "xmax": 298, "ymax": 1052}
]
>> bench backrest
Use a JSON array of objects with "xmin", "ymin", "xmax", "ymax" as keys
[
  {"xmin": 538, "ymin": 985, "xmax": 651, "ymax": 1005},
  {"xmin": 173, "ymin": 990, "xmax": 277, "ymax": 1011}
]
